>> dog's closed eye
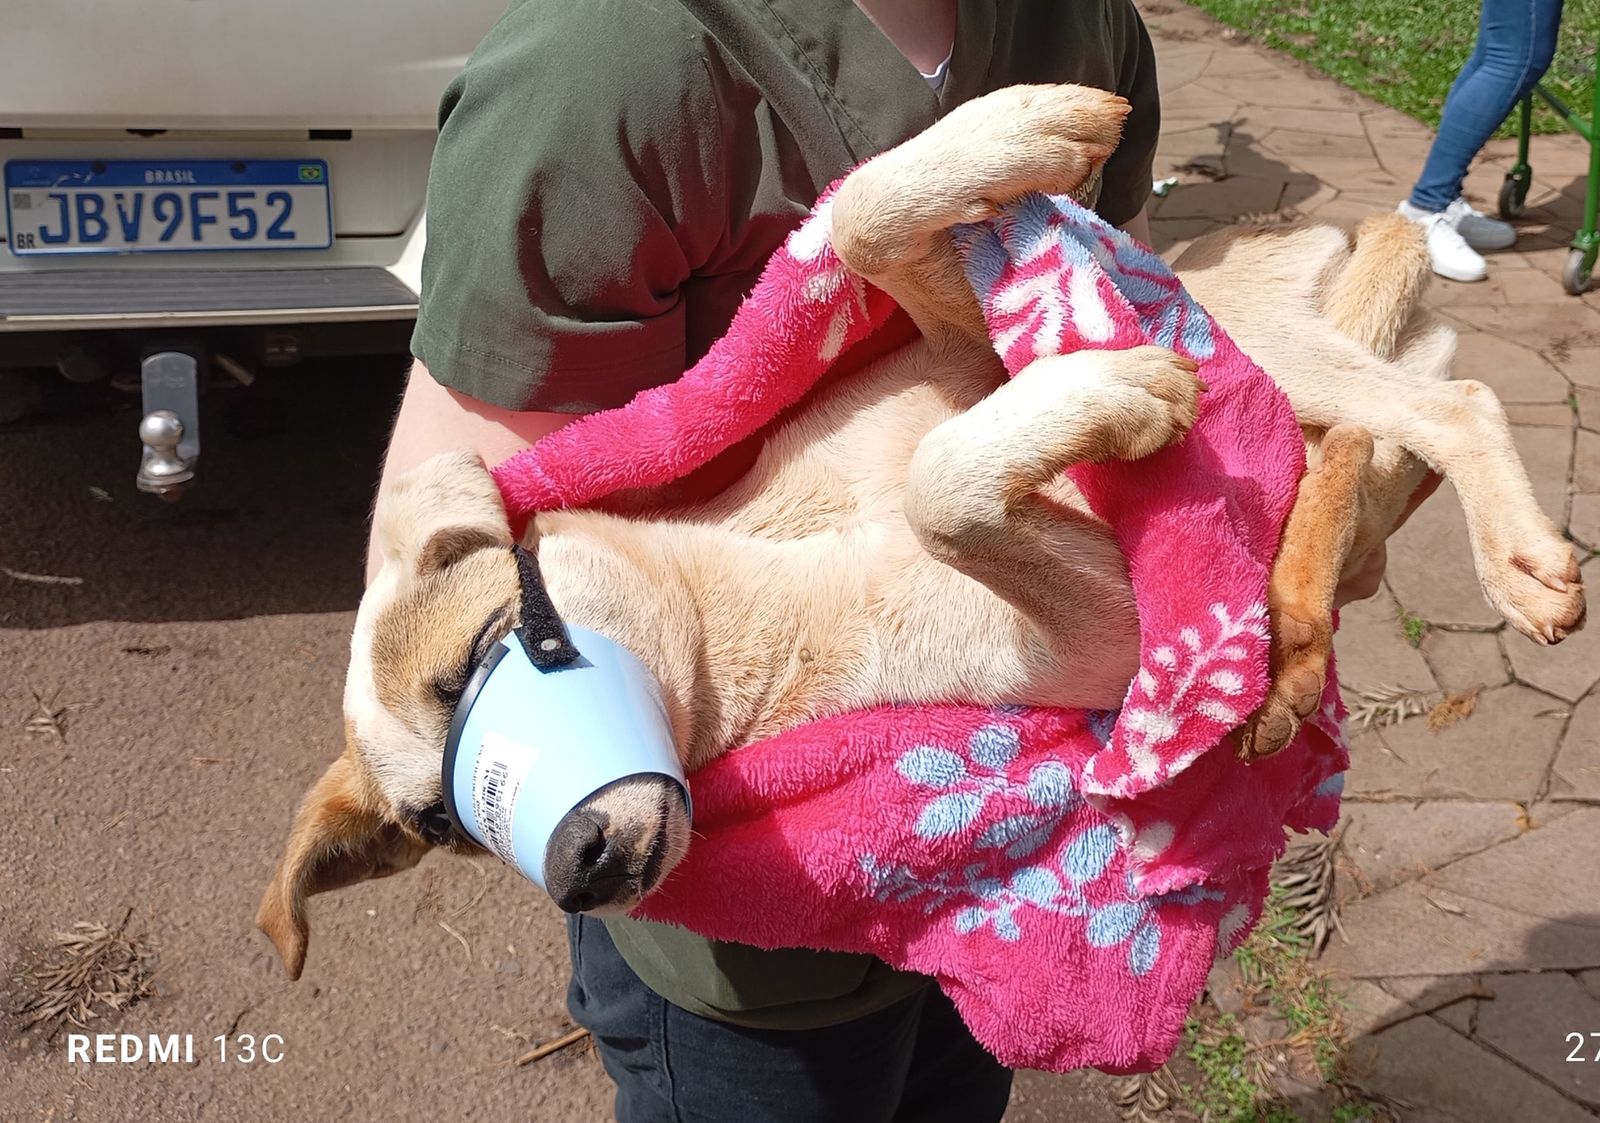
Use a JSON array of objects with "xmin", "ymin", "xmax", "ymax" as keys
[
  {"xmin": 409, "ymin": 801, "xmax": 456, "ymax": 846},
  {"xmin": 431, "ymin": 605, "xmax": 514, "ymax": 708}
]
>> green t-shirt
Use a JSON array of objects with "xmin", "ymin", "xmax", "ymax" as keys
[{"xmin": 413, "ymin": 0, "xmax": 1161, "ymax": 1029}]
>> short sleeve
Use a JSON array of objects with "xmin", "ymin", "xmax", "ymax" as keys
[
  {"xmin": 410, "ymin": 0, "xmax": 729, "ymax": 413},
  {"xmin": 1095, "ymin": 0, "xmax": 1161, "ymax": 229}
]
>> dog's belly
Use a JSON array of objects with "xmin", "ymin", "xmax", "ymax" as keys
[{"xmin": 648, "ymin": 339, "xmax": 1138, "ymax": 742}]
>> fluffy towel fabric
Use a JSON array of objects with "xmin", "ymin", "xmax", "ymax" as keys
[{"xmin": 491, "ymin": 190, "xmax": 1349, "ymax": 1073}]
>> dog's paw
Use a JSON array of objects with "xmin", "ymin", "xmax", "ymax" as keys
[
  {"xmin": 1482, "ymin": 527, "xmax": 1586, "ymax": 644},
  {"xmin": 1237, "ymin": 611, "xmax": 1330, "ymax": 761},
  {"xmin": 924, "ymin": 84, "xmax": 1133, "ymax": 221},
  {"xmin": 1095, "ymin": 346, "xmax": 1205, "ymax": 462}
]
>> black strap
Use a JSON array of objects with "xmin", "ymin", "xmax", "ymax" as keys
[{"xmin": 513, "ymin": 545, "xmax": 582, "ymax": 669}]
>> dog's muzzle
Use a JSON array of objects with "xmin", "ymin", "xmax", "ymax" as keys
[{"xmin": 439, "ymin": 546, "xmax": 689, "ymax": 895}]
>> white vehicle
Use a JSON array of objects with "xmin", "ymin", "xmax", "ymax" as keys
[{"xmin": 1, "ymin": 0, "xmax": 506, "ymax": 495}]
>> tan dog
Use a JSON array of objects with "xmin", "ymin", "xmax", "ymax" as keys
[{"xmin": 257, "ymin": 84, "xmax": 1584, "ymax": 980}]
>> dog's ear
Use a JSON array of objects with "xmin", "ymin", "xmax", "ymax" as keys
[
  {"xmin": 373, "ymin": 450, "xmax": 514, "ymax": 578},
  {"xmin": 256, "ymin": 754, "xmax": 428, "ymax": 980}
]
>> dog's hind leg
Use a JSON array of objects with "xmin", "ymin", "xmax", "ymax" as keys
[
  {"xmin": 903, "ymin": 345, "xmax": 1203, "ymax": 691},
  {"xmin": 1238, "ymin": 425, "xmax": 1373, "ymax": 760},
  {"xmin": 831, "ymin": 83, "xmax": 1132, "ymax": 350},
  {"xmin": 1319, "ymin": 215, "xmax": 1440, "ymax": 572},
  {"xmin": 1279, "ymin": 363, "xmax": 1584, "ymax": 644}
]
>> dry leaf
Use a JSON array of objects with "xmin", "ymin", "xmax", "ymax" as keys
[{"xmin": 1427, "ymin": 686, "xmax": 1481, "ymax": 732}]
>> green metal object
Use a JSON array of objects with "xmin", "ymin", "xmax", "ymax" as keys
[{"xmin": 1499, "ymin": 35, "xmax": 1598, "ymax": 294}]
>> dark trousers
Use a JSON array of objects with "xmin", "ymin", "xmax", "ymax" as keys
[{"xmin": 565, "ymin": 915, "xmax": 1014, "ymax": 1123}]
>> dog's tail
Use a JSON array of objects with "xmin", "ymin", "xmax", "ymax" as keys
[{"xmin": 1321, "ymin": 215, "xmax": 1432, "ymax": 361}]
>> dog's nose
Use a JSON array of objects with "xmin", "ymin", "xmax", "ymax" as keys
[{"xmin": 544, "ymin": 807, "xmax": 632, "ymax": 913}]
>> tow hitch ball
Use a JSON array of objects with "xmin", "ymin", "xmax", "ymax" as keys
[{"xmin": 135, "ymin": 348, "xmax": 201, "ymax": 501}]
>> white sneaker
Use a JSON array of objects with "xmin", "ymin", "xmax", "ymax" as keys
[
  {"xmin": 1442, "ymin": 197, "xmax": 1517, "ymax": 250},
  {"xmin": 1396, "ymin": 201, "xmax": 1487, "ymax": 282}
]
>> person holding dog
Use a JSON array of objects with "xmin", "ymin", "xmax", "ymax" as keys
[{"xmin": 367, "ymin": 1, "xmax": 1413, "ymax": 1118}]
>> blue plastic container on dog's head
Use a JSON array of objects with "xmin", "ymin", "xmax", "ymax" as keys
[{"xmin": 439, "ymin": 623, "xmax": 689, "ymax": 892}]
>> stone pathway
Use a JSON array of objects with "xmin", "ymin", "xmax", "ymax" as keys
[{"xmin": 1012, "ymin": 4, "xmax": 1600, "ymax": 1120}]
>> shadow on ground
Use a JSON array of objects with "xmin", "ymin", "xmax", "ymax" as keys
[{"xmin": 0, "ymin": 356, "xmax": 407, "ymax": 628}]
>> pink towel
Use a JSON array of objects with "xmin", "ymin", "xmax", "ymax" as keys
[{"xmin": 492, "ymin": 190, "xmax": 1349, "ymax": 1073}]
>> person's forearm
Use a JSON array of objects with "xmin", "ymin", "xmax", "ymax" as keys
[{"xmin": 365, "ymin": 361, "xmax": 573, "ymax": 583}]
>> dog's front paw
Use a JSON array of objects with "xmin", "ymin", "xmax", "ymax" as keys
[
  {"xmin": 1482, "ymin": 527, "xmax": 1586, "ymax": 644},
  {"xmin": 1095, "ymin": 346, "xmax": 1205, "ymax": 462}
]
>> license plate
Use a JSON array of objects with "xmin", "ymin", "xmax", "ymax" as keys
[{"xmin": 4, "ymin": 158, "xmax": 332, "ymax": 256}]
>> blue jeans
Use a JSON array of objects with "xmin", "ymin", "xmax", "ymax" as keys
[
  {"xmin": 1409, "ymin": 0, "xmax": 1566, "ymax": 211},
  {"xmin": 565, "ymin": 915, "xmax": 1014, "ymax": 1123}
]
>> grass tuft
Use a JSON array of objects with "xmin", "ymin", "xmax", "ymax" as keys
[{"xmin": 1398, "ymin": 612, "xmax": 1428, "ymax": 648}]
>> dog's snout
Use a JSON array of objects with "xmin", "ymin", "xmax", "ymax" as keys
[{"xmin": 545, "ymin": 807, "xmax": 631, "ymax": 913}]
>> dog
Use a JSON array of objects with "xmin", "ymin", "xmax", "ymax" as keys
[{"xmin": 257, "ymin": 84, "xmax": 1584, "ymax": 980}]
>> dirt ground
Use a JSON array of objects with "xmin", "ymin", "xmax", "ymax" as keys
[{"xmin": 0, "ymin": 362, "xmax": 1126, "ymax": 1122}]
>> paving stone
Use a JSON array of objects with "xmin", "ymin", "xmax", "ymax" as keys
[
  {"xmin": 1325, "ymin": 879, "xmax": 1586, "ymax": 978},
  {"xmin": 1511, "ymin": 423, "xmax": 1575, "ymax": 522},
  {"xmin": 1154, "ymin": 123, "xmax": 1230, "ymax": 178},
  {"xmin": 1195, "ymin": 76, "xmax": 1364, "ymax": 111},
  {"xmin": 1350, "ymin": 1006, "xmax": 1598, "ymax": 1123},
  {"xmin": 1154, "ymin": 45, "xmax": 1213, "ymax": 94},
  {"xmin": 1385, "ymin": 486, "xmax": 1503, "ymax": 628},
  {"xmin": 1336, "ymin": 588, "xmax": 1438, "ymax": 695},
  {"xmin": 1197, "ymin": 47, "xmax": 1283, "ymax": 81},
  {"xmin": 1421, "ymin": 629, "xmax": 1509, "ymax": 694},
  {"xmin": 1445, "ymin": 302, "xmax": 1600, "ymax": 356},
  {"xmin": 1373, "ymin": 138, "xmax": 1439, "ymax": 185},
  {"xmin": 1152, "ymin": 217, "xmax": 1226, "ymax": 256},
  {"xmin": 1339, "ymin": 978, "xmax": 1410, "ymax": 1036},
  {"xmin": 1505, "ymin": 619, "xmax": 1600, "ymax": 702},
  {"xmin": 1551, "ymin": 694, "xmax": 1600, "ymax": 801},
  {"xmin": 1575, "ymin": 385, "xmax": 1600, "ymax": 430},
  {"xmin": 1549, "ymin": 346, "xmax": 1600, "ymax": 389},
  {"xmin": 1450, "ymin": 331, "xmax": 1574, "ymax": 403},
  {"xmin": 1506, "ymin": 136, "xmax": 1600, "ymax": 179},
  {"xmin": 1350, "ymin": 685, "xmax": 1565, "ymax": 802},
  {"xmin": 1361, "ymin": 106, "xmax": 1437, "ymax": 143},
  {"xmin": 1160, "ymin": 83, "xmax": 1244, "ymax": 121},
  {"xmin": 1259, "ymin": 128, "xmax": 1376, "ymax": 163},
  {"xmin": 1571, "ymin": 495, "xmax": 1600, "ymax": 550},
  {"xmin": 1339, "ymin": 800, "xmax": 1521, "ymax": 895},
  {"xmin": 1504, "ymin": 402, "xmax": 1579, "ymax": 426},
  {"xmin": 1467, "ymin": 971, "xmax": 1600, "ymax": 1106},
  {"xmin": 1427, "ymin": 807, "xmax": 1600, "ymax": 951},
  {"xmin": 1279, "ymin": 157, "xmax": 1403, "ymax": 196},
  {"xmin": 1578, "ymin": 430, "xmax": 1600, "ymax": 493},
  {"xmin": 1154, "ymin": 174, "xmax": 1287, "ymax": 220},
  {"xmin": 1505, "ymin": 268, "xmax": 1585, "ymax": 306},
  {"xmin": 1376, "ymin": 974, "xmax": 1487, "ymax": 1034},
  {"xmin": 1527, "ymin": 799, "xmax": 1584, "ymax": 827},
  {"xmin": 1235, "ymin": 105, "xmax": 1367, "ymax": 138},
  {"xmin": 1306, "ymin": 195, "xmax": 1392, "ymax": 230},
  {"xmin": 1426, "ymin": 270, "xmax": 1520, "ymax": 308}
]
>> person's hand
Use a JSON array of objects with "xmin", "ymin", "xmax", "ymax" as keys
[{"xmin": 1332, "ymin": 470, "xmax": 1443, "ymax": 608}]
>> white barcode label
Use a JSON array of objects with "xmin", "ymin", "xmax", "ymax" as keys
[{"xmin": 473, "ymin": 731, "xmax": 533, "ymax": 867}]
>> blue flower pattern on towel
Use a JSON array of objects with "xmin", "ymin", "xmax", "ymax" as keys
[
  {"xmin": 957, "ymin": 193, "xmax": 1218, "ymax": 364},
  {"xmin": 862, "ymin": 721, "xmax": 1224, "ymax": 977}
]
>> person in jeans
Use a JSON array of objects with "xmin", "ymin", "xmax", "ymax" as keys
[{"xmin": 1397, "ymin": 0, "xmax": 1566, "ymax": 282}]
